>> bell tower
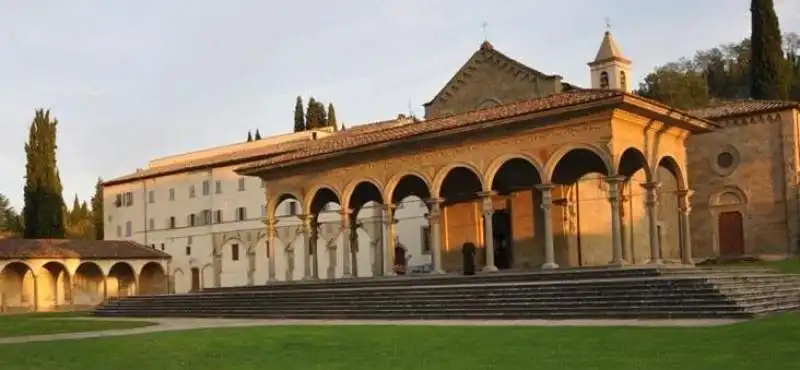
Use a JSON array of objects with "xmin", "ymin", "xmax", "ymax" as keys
[{"xmin": 588, "ymin": 30, "xmax": 632, "ymax": 92}]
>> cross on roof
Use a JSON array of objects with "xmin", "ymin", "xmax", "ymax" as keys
[
  {"xmin": 605, "ymin": 17, "xmax": 612, "ymax": 32},
  {"xmin": 482, "ymin": 22, "xmax": 488, "ymax": 41}
]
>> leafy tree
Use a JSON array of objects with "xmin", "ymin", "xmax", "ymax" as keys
[
  {"xmin": 305, "ymin": 98, "xmax": 327, "ymax": 130},
  {"xmin": 65, "ymin": 194, "xmax": 94, "ymax": 239},
  {"xmin": 750, "ymin": 0, "xmax": 788, "ymax": 99},
  {"xmin": 294, "ymin": 96, "xmax": 305, "ymax": 132},
  {"xmin": 637, "ymin": 61, "xmax": 710, "ymax": 109},
  {"xmin": 247, "ymin": 131, "xmax": 253, "ymax": 142},
  {"xmin": 254, "ymin": 129, "xmax": 262, "ymax": 140},
  {"xmin": 0, "ymin": 193, "xmax": 23, "ymax": 235},
  {"xmin": 23, "ymin": 109, "xmax": 66, "ymax": 239},
  {"xmin": 91, "ymin": 178, "xmax": 104, "ymax": 240},
  {"xmin": 327, "ymin": 103, "xmax": 337, "ymax": 130}
]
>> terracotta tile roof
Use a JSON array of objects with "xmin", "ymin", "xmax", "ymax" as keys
[
  {"xmin": 103, "ymin": 138, "xmax": 311, "ymax": 186},
  {"xmin": 237, "ymin": 89, "xmax": 628, "ymax": 174},
  {"xmin": 0, "ymin": 239, "xmax": 171, "ymax": 260},
  {"xmin": 689, "ymin": 100, "xmax": 800, "ymax": 120}
]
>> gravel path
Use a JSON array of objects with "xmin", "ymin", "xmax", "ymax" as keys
[{"xmin": 0, "ymin": 316, "xmax": 745, "ymax": 344}]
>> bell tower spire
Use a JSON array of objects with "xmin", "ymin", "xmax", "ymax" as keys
[{"xmin": 588, "ymin": 25, "xmax": 632, "ymax": 92}]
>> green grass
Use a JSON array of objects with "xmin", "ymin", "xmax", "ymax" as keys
[
  {"xmin": 0, "ymin": 311, "xmax": 155, "ymax": 338},
  {"xmin": 0, "ymin": 313, "xmax": 798, "ymax": 370}
]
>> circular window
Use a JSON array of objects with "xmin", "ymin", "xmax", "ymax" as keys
[
  {"xmin": 716, "ymin": 152, "xmax": 734, "ymax": 168},
  {"xmin": 711, "ymin": 146, "xmax": 739, "ymax": 177}
]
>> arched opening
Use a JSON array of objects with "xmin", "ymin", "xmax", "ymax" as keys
[
  {"xmin": 620, "ymin": 71, "xmax": 627, "ymax": 91},
  {"xmin": 308, "ymin": 187, "xmax": 343, "ymax": 280},
  {"xmin": 489, "ymin": 157, "xmax": 543, "ymax": 269},
  {"xmin": 0, "ymin": 262, "xmax": 36, "ymax": 312},
  {"xmin": 711, "ymin": 188, "xmax": 748, "ymax": 258},
  {"xmin": 251, "ymin": 236, "xmax": 268, "ymax": 285},
  {"xmin": 171, "ymin": 268, "xmax": 187, "ymax": 294},
  {"xmin": 41, "ymin": 262, "xmax": 71, "ymax": 310},
  {"xmin": 107, "ymin": 262, "xmax": 136, "ymax": 298},
  {"xmin": 550, "ymin": 148, "xmax": 612, "ymax": 267},
  {"xmin": 274, "ymin": 193, "xmax": 303, "ymax": 282},
  {"xmin": 139, "ymin": 262, "xmax": 167, "ymax": 295},
  {"xmin": 655, "ymin": 156, "xmax": 684, "ymax": 261},
  {"xmin": 600, "ymin": 71, "xmax": 610, "ymax": 89},
  {"xmin": 438, "ymin": 166, "xmax": 484, "ymax": 271},
  {"xmin": 387, "ymin": 174, "xmax": 433, "ymax": 275},
  {"xmin": 617, "ymin": 148, "xmax": 651, "ymax": 264},
  {"xmin": 73, "ymin": 262, "xmax": 104, "ymax": 307},
  {"xmin": 349, "ymin": 180, "xmax": 385, "ymax": 277}
]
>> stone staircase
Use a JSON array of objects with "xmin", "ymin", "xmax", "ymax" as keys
[{"xmin": 93, "ymin": 266, "xmax": 800, "ymax": 320}]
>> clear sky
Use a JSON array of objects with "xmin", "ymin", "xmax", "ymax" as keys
[{"xmin": 0, "ymin": 0, "xmax": 798, "ymax": 211}]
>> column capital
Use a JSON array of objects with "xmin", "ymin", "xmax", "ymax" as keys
[
  {"xmin": 641, "ymin": 181, "xmax": 662, "ymax": 190},
  {"xmin": 425, "ymin": 197, "xmax": 444, "ymax": 206},
  {"xmin": 338, "ymin": 208, "xmax": 353, "ymax": 217},
  {"xmin": 477, "ymin": 190, "xmax": 496, "ymax": 199},
  {"xmin": 604, "ymin": 175, "xmax": 627, "ymax": 185},
  {"xmin": 534, "ymin": 183, "xmax": 556, "ymax": 192},
  {"xmin": 676, "ymin": 189, "xmax": 694, "ymax": 198}
]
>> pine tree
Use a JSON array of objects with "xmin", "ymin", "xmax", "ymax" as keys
[
  {"xmin": 23, "ymin": 109, "xmax": 66, "ymax": 239},
  {"xmin": 327, "ymin": 103, "xmax": 337, "ymax": 129},
  {"xmin": 341, "ymin": 123, "xmax": 347, "ymax": 130},
  {"xmin": 254, "ymin": 129, "xmax": 262, "ymax": 140},
  {"xmin": 247, "ymin": 131, "xmax": 253, "ymax": 142},
  {"xmin": 91, "ymin": 178, "xmax": 104, "ymax": 240},
  {"xmin": 750, "ymin": 0, "xmax": 788, "ymax": 99},
  {"xmin": 294, "ymin": 96, "xmax": 305, "ymax": 132}
]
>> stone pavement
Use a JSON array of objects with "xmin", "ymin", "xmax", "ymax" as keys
[{"xmin": 0, "ymin": 316, "xmax": 745, "ymax": 345}]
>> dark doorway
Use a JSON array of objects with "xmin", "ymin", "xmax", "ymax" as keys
[
  {"xmin": 718, "ymin": 211, "xmax": 745, "ymax": 256},
  {"xmin": 190, "ymin": 267, "xmax": 201, "ymax": 292},
  {"xmin": 492, "ymin": 210, "xmax": 513, "ymax": 269}
]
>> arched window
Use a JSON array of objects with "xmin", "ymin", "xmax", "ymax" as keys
[
  {"xmin": 620, "ymin": 71, "xmax": 627, "ymax": 91},
  {"xmin": 600, "ymin": 71, "xmax": 609, "ymax": 89}
]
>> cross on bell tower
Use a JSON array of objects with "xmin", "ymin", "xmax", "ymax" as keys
[{"xmin": 587, "ymin": 23, "xmax": 632, "ymax": 92}]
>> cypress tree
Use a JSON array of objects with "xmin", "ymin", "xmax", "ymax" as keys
[
  {"xmin": 750, "ymin": 0, "xmax": 787, "ymax": 99},
  {"xmin": 327, "ymin": 103, "xmax": 337, "ymax": 130},
  {"xmin": 294, "ymin": 96, "xmax": 305, "ymax": 132},
  {"xmin": 254, "ymin": 129, "xmax": 262, "ymax": 140},
  {"xmin": 23, "ymin": 109, "xmax": 66, "ymax": 239},
  {"xmin": 91, "ymin": 177, "xmax": 104, "ymax": 240},
  {"xmin": 247, "ymin": 131, "xmax": 253, "ymax": 142},
  {"xmin": 305, "ymin": 97, "xmax": 326, "ymax": 130}
]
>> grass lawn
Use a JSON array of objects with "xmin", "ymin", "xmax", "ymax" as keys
[
  {"xmin": 0, "ymin": 313, "xmax": 797, "ymax": 370},
  {"xmin": 0, "ymin": 311, "xmax": 155, "ymax": 338}
]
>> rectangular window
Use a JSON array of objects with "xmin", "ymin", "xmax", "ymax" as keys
[
  {"xmin": 231, "ymin": 243, "xmax": 239, "ymax": 261},
  {"xmin": 420, "ymin": 226, "xmax": 431, "ymax": 254},
  {"xmin": 185, "ymin": 246, "xmax": 191, "ymax": 256},
  {"xmin": 148, "ymin": 218, "xmax": 155, "ymax": 230},
  {"xmin": 214, "ymin": 209, "xmax": 223, "ymax": 224},
  {"xmin": 189, "ymin": 214, "xmax": 196, "ymax": 227},
  {"xmin": 287, "ymin": 201, "xmax": 297, "ymax": 216},
  {"xmin": 160, "ymin": 243, "xmax": 165, "ymax": 251},
  {"xmin": 116, "ymin": 225, "xmax": 121, "ymax": 237},
  {"xmin": 125, "ymin": 221, "xmax": 132, "ymax": 237},
  {"xmin": 260, "ymin": 204, "xmax": 266, "ymax": 218},
  {"xmin": 189, "ymin": 185, "xmax": 196, "ymax": 198},
  {"xmin": 202, "ymin": 180, "xmax": 210, "ymax": 196},
  {"xmin": 236, "ymin": 207, "xmax": 247, "ymax": 221},
  {"xmin": 148, "ymin": 190, "xmax": 155, "ymax": 204},
  {"xmin": 238, "ymin": 177, "xmax": 246, "ymax": 191},
  {"xmin": 168, "ymin": 216, "xmax": 176, "ymax": 229},
  {"xmin": 215, "ymin": 180, "xmax": 222, "ymax": 194},
  {"xmin": 169, "ymin": 188, "xmax": 175, "ymax": 201},
  {"xmin": 201, "ymin": 209, "xmax": 212, "ymax": 225}
]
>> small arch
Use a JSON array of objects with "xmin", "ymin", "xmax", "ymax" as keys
[
  {"xmin": 476, "ymin": 97, "xmax": 503, "ymax": 110},
  {"xmin": 343, "ymin": 178, "xmax": 385, "ymax": 212},
  {"xmin": 0, "ymin": 261, "xmax": 37, "ymax": 309},
  {"xmin": 386, "ymin": 171, "xmax": 433, "ymax": 204},
  {"xmin": 545, "ymin": 144, "xmax": 613, "ymax": 184},
  {"xmin": 270, "ymin": 192, "xmax": 303, "ymax": 219},
  {"xmin": 433, "ymin": 162, "xmax": 486, "ymax": 199},
  {"xmin": 654, "ymin": 154, "xmax": 688, "ymax": 190},
  {"xmin": 617, "ymin": 146, "xmax": 652, "ymax": 180},
  {"xmin": 710, "ymin": 186, "xmax": 749, "ymax": 206},
  {"xmin": 107, "ymin": 262, "xmax": 136, "ymax": 298},
  {"xmin": 600, "ymin": 71, "xmax": 610, "ymax": 89},
  {"xmin": 486, "ymin": 154, "xmax": 544, "ymax": 193},
  {"xmin": 620, "ymin": 71, "xmax": 627, "ymax": 91},
  {"xmin": 304, "ymin": 184, "xmax": 342, "ymax": 215},
  {"xmin": 485, "ymin": 154, "xmax": 545, "ymax": 189}
]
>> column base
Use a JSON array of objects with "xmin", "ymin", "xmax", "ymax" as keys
[
  {"xmin": 541, "ymin": 262, "xmax": 559, "ymax": 270},
  {"xmin": 482, "ymin": 265, "xmax": 499, "ymax": 272},
  {"xmin": 431, "ymin": 268, "xmax": 446, "ymax": 275},
  {"xmin": 608, "ymin": 259, "xmax": 628, "ymax": 267},
  {"xmin": 341, "ymin": 273, "xmax": 353, "ymax": 279},
  {"xmin": 647, "ymin": 259, "xmax": 664, "ymax": 265},
  {"xmin": 302, "ymin": 276, "xmax": 316, "ymax": 281}
]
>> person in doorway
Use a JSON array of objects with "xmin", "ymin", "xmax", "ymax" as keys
[
  {"xmin": 394, "ymin": 238, "xmax": 409, "ymax": 275},
  {"xmin": 462, "ymin": 242, "xmax": 477, "ymax": 275}
]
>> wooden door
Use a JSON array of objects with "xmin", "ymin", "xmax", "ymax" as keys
[
  {"xmin": 190, "ymin": 268, "xmax": 201, "ymax": 292},
  {"xmin": 718, "ymin": 211, "xmax": 745, "ymax": 256}
]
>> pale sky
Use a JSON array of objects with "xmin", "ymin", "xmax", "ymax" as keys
[{"xmin": 0, "ymin": 0, "xmax": 798, "ymax": 211}]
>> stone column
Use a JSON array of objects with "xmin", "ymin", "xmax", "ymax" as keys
[
  {"xmin": 642, "ymin": 182, "xmax": 662, "ymax": 265},
  {"xmin": 301, "ymin": 214, "xmax": 313, "ymax": 280},
  {"xmin": 606, "ymin": 176, "xmax": 627, "ymax": 266},
  {"xmin": 350, "ymin": 214, "xmax": 360, "ymax": 277},
  {"xmin": 478, "ymin": 191, "xmax": 498, "ymax": 272},
  {"xmin": 340, "ymin": 209, "xmax": 352, "ymax": 277},
  {"xmin": 311, "ymin": 219, "xmax": 320, "ymax": 279},
  {"xmin": 620, "ymin": 189, "xmax": 632, "ymax": 263},
  {"xmin": 426, "ymin": 198, "xmax": 445, "ymax": 274},
  {"xmin": 382, "ymin": 204, "xmax": 397, "ymax": 276},
  {"xmin": 535, "ymin": 184, "xmax": 558, "ymax": 269},
  {"xmin": 267, "ymin": 220, "xmax": 277, "ymax": 282},
  {"xmin": 678, "ymin": 189, "xmax": 694, "ymax": 265}
]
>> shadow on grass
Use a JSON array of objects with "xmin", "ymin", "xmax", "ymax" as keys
[{"xmin": 0, "ymin": 311, "xmax": 155, "ymax": 338}]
